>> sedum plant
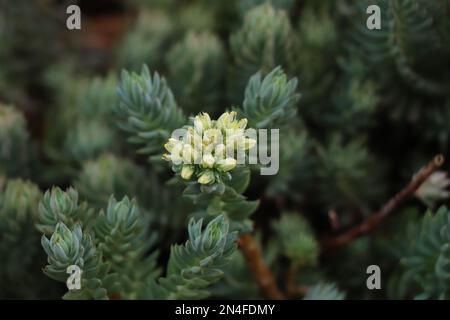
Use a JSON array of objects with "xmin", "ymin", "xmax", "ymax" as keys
[
  {"xmin": 228, "ymin": 3, "xmax": 295, "ymax": 104},
  {"xmin": 116, "ymin": 66, "xmax": 186, "ymax": 157},
  {"xmin": 0, "ymin": 179, "xmax": 49, "ymax": 299},
  {"xmin": 166, "ymin": 31, "xmax": 225, "ymax": 115},
  {"xmin": 116, "ymin": 10, "xmax": 175, "ymax": 73},
  {"xmin": 38, "ymin": 187, "xmax": 236, "ymax": 300},
  {"xmin": 0, "ymin": 104, "xmax": 31, "ymax": 178},
  {"xmin": 396, "ymin": 206, "xmax": 450, "ymax": 299}
]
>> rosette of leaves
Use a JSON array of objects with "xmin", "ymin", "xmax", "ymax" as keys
[
  {"xmin": 228, "ymin": 3, "xmax": 295, "ymax": 104},
  {"xmin": 38, "ymin": 188, "xmax": 156, "ymax": 299},
  {"xmin": 94, "ymin": 196, "xmax": 159, "ymax": 299},
  {"xmin": 293, "ymin": 7, "xmax": 338, "ymax": 110},
  {"xmin": 348, "ymin": 0, "xmax": 450, "ymax": 141},
  {"xmin": 75, "ymin": 153, "xmax": 190, "ymax": 247},
  {"xmin": 241, "ymin": 66, "xmax": 300, "ymax": 129},
  {"xmin": 41, "ymin": 222, "xmax": 114, "ymax": 300},
  {"xmin": 238, "ymin": 0, "xmax": 296, "ymax": 16},
  {"xmin": 43, "ymin": 64, "xmax": 88, "ymax": 141},
  {"xmin": 315, "ymin": 135, "xmax": 385, "ymax": 215},
  {"xmin": 303, "ymin": 282, "xmax": 346, "ymax": 300},
  {"xmin": 149, "ymin": 215, "xmax": 237, "ymax": 299},
  {"xmin": 63, "ymin": 120, "xmax": 117, "ymax": 164},
  {"xmin": 0, "ymin": 0, "xmax": 58, "ymax": 107},
  {"xmin": 44, "ymin": 67, "xmax": 118, "ymax": 135},
  {"xmin": 116, "ymin": 10, "xmax": 174, "ymax": 72},
  {"xmin": 0, "ymin": 179, "xmax": 51, "ymax": 298},
  {"xmin": 272, "ymin": 212, "xmax": 319, "ymax": 268},
  {"xmin": 0, "ymin": 104, "xmax": 32, "ymax": 178},
  {"xmin": 167, "ymin": 31, "xmax": 225, "ymax": 115},
  {"xmin": 43, "ymin": 74, "xmax": 121, "ymax": 183},
  {"xmin": 177, "ymin": 3, "xmax": 217, "ymax": 33},
  {"xmin": 36, "ymin": 187, "xmax": 94, "ymax": 236},
  {"xmin": 400, "ymin": 206, "xmax": 450, "ymax": 299},
  {"xmin": 116, "ymin": 65, "xmax": 186, "ymax": 156},
  {"xmin": 125, "ymin": 0, "xmax": 176, "ymax": 9},
  {"xmin": 62, "ymin": 74, "xmax": 120, "ymax": 162},
  {"xmin": 78, "ymin": 74, "xmax": 119, "ymax": 120},
  {"xmin": 37, "ymin": 186, "xmax": 236, "ymax": 300},
  {"xmin": 75, "ymin": 153, "xmax": 149, "ymax": 209},
  {"xmin": 326, "ymin": 70, "xmax": 380, "ymax": 135}
]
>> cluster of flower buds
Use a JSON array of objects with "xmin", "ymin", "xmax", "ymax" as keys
[
  {"xmin": 163, "ymin": 111, "xmax": 256, "ymax": 185},
  {"xmin": 415, "ymin": 171, "xmax": 450, "ymax": 207}
]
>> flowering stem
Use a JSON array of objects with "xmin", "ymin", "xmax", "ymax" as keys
[
  {"xmin": 237, "ymin": 234, "xmax": 284, "ymax": 299},
  {"xmin": 321, "ymin": 154, "xmax": 445, "ymax": 250}
]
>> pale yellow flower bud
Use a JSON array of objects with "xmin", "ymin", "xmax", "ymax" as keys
[
  {"xmin": 217, "ymin": 111, "xmax": 237, "ymax": 130},
  {"xmin": 181, "ymin": 165, "xmax": 195, "ymax": 180},
  {"xmin": 216, "ymin": 158, "xmax": 237, "ymax": 172},
  {"xmin": 164, "ymin": 138, "xmax": 180, "ymax": 153},
  {"xmin": 198, "ymin": 170, "xmax": 215, "ymax": 184},
  {"xmin": 237, "ymin": 118, "xmax": 248, "ymax": 129},
  {"xmin": 194, "ymin": 112, "xmax": 212, "ymax": 133},
  {"xmin": 202, "ymin": 154, "xmax": 215, "ymax": 168}
]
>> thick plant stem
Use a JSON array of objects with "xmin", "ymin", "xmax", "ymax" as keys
[
  {"xmin": 321, "ymin": 154, "xmax": 445, "ymax": 250},
  {"xmin": 237, "ymin": 234, "xmax": 284, "ymax": 299}
]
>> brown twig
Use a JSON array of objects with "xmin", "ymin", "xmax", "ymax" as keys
[
  {"xmin": 237, "ymin": 234, "xmax": 284, "ymax": 299},
  {"xmin": 109, "ymin": 292, "xmax": 122, "ymax": 300},
  {"xmin": 321, "ymin": 154, "xmax": 445, "ymax": 250}
]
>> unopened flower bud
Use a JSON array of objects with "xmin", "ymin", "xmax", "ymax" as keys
[
  {"xmin": 193, "ymin": 112, "xmax": 212, "ymax": 133},
  {"xmin": 415, "ymin": 171, "xmax": 450, "ymax": 207},
  {"xmin": 198, "ymin": 170, "xmax": 215, "ymax": 185},
  {"xmin": 217, "ymin": 111, "xmax": 237, "ymax": 130},
  {"xmin": 181, "ymin": 165, "xmax": 195, "ymax": 180},
  {"xmin": 202, "ymin": 154, "xmax": 215, "ymax": 168},
  {"xmin": 237, "ymin": 118, "xmax": 248, "ymax": 129},
  {"xmin": 217, "ymin": 158, "xmax": 237, "ymax": 172}
]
